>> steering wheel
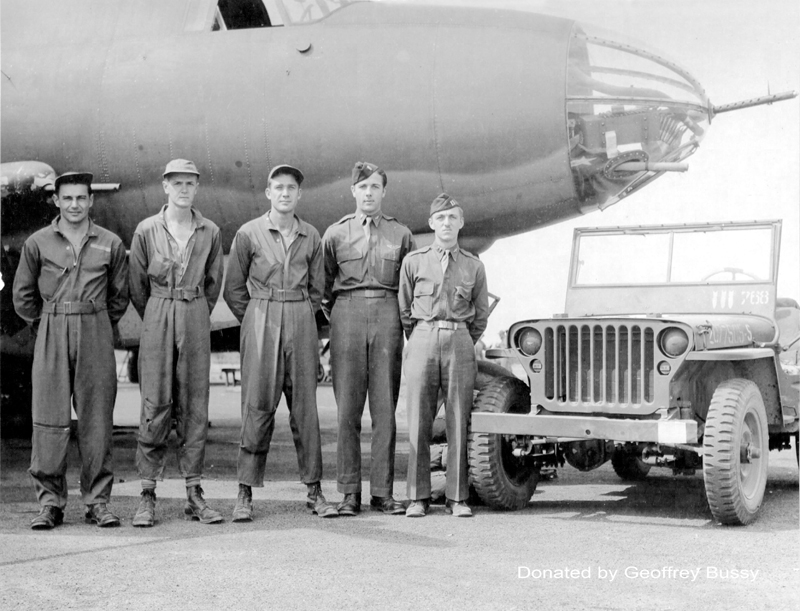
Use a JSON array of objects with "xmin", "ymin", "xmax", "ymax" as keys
[{"xmin": 701, "ymin": 267, "xmax": 761, "ymax": 282}]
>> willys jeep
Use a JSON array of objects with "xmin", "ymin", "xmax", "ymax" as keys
[{"xmin": 470, "ymin": 220, "xmax": 799, "ymax": 525}]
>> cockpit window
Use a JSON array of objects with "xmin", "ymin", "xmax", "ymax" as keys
[
  {"xmin": 213, "ymin": 0, "xmax": 357, "ymax": 29},
  {"xmin": 566, "ymin": 24, "xmax": 710, "ymax": 212}
]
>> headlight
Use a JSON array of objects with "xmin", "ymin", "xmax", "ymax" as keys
[
  {"xmin": 659, "ymin": 327, "xmax": 689, "ymax": 357},
  {"xmin": 517, "ymin": 328, "xmax": 542, "ymax": 356}
]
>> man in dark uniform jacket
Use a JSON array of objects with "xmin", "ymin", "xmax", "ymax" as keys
[
  {"xmin": 399, "ymin": 193, "xmax": 489, "ymax": 518},
  {"xmin": 321, "ymin": 162, "xmax": 415, "ymax": 515}
]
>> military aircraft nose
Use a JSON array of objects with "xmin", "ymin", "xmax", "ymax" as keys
[{"xmin": 564, "ymin": 23, "xmax": 710, "ymax": 212}]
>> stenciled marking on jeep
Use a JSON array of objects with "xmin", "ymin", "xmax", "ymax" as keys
[{"xmin": 706, "ymin": 323, "xmax": 754, "ymax": 347}]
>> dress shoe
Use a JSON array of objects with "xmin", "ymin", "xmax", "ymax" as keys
[
  {"xmin": 184, "ymin": 486, "xmax": 223, "ymax": 524},
  {"xmin": 30, "ymin": 505, "xmax": 64, "ymax": 530},
  {"xmin": 337, "ymin": 493, "xmax": 361, "ymax": 516},
  {"xmin": 132, "ymin": 489, "xmax": 156, "ymax": 527},
  {"xmin": 405, "ymin": 499, "xmax": 430, "ymax": 518},
  {"xmin": 445, "ymin": 500, "xmax": 473, "ymax": 518},
  {"xmin": 85, "ymin": 503, "xmax": 121, "ymax": 527},
  {"xmin": 306, "ymin": 483, "xmax": 338, "ymax": 518},
  {"xmin": 232, "ymin": 484, "xmax": 253, "ymax": 522},
  {"xmin": 370, "ymin": 495, "xmax": 405, "ymax": 515}
]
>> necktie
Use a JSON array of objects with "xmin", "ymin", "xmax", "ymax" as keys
[
  {"xmin": 362, "ymin": 216, "xmax": 371, "ymax": 240},
  {"xmin": 440, "ymin": 249, "xmax": 449, "ymax": 274}
]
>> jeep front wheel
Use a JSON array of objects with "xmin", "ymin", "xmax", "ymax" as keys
[
  {"xmin": 702, "ymin": 379, "xmax": 769, "ymax": 526},
  {"xmin": 468, "ymin": 376, "xmax": 538, "ymax": 510}
]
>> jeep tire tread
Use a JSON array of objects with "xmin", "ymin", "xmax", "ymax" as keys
[
  {"xmin": 468, "ymin": 376, "xmax": 538, "ymax": 510},
  {"xmin": 702, "ymin": 379, "xmax": 768, "ymax": 526}
]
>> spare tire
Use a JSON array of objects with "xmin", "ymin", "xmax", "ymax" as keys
[{"xmin": 468, "ymin": 376, "xmax": 538, "ymax": 510}]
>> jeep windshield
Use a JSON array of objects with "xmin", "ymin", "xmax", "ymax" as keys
[{"xmin": 573, "ymin": 223, "xmax": 777, "ymax": 286}]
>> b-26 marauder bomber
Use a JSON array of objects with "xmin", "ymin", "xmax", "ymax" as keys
[{"xmin": 1, "ymin": 0, "xmax": 796, "ymax": 435}]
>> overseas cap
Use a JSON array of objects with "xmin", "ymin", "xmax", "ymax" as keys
[
  {"xmin": 268, "ymin": 164, "xmax": 304, "ymax": 186},
  {"xmin": 429, "ymin": 193, "xmax": 460, "ymax": 217},
  {"xmin": 163, "ymin": 159, "xmax": 200, "ymax": 177},
  {"xmin": 352, "ymin": 161, "xmax": 382, "ymax": 186},
  {"xmin": 54, "ymin": 172, "xmax": 93, "ymax": 192}
]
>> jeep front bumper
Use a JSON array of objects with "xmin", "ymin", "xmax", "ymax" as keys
[{"xmin": 471, "ymin": 413, "xmax": 698, "ymax": 444}]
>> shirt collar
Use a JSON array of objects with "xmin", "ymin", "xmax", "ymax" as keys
[
  {"xmin": 157, "ymin": 204, "xmax": 205, "ymax": 229},
  {"xmin": 358, "ymin": 212, "xmax": 382, "ymax": 227},
  {"xmin": 51, "ymin": 216, "xmax": 98, "ymax": 238},
  {"xmin": 434, "ymin": 243, "xmax": 459, "ymax": 261},
  {"xmin": 266, "ymin": 211, "xmax": 306, "ymax": 236}
]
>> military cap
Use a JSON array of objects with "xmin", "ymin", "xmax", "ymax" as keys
[
  {"xmin": 163, "ymin": 159, "xmax": 200, "ymax": 177},
  {"xmin": 429, "ymin": 193, "xmax": 461, "ymax": 217},
  {"xmin": 54, "ymin": 172, "xmax": 93, "ymax": 192},
  {"xmin": 268, "ymin": 164, "xmax": 304, "ymax": 186},
  {"xmin": 352, "ymin": 161, "xmax": 384, "ymax": 186}
]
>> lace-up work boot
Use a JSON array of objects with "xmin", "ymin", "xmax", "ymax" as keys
[
  {"xmin": 30, "ymin": 506, "xmax": 64, "ymax": 530},
  {"xmin": 85, "ymin": 503, "xmax": 121, "ymax": 527},
  {"xmin": 445, "ymin": 500, "xmax": 473, "ymax": 518},
  {"xmin": 232, "ymin": 484, "xmax": 253, "ymax": 522},
  {"xmin": 306, "ymin": 483, "xmax": 338, "ymax": 518},
  {"xmin": 184, "ymin": 486, "xmax": 223, "ymax": 524},
  {"xmin": 132, "ymin": 489, "xmax": 156, "ymax": 527},
  {"xmin": 405, "ymin": 499, "xmax": 430, "ymax": 518},
  {"xmin": 370, "ymin": 495, "xmax": 406, "ymax": 515}
]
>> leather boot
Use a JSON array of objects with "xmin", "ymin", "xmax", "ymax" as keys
[
  {"xmin": 85, "ymin": 503, "xmax": 121, "ymax": 527},
  {"xmin": 184, "ymin": 486, "xmax": 223, "ymax": 524},
  {"xmin": 337, "ymin": 492, "xmax": 361, "ymax": 516},
  {"xmin": 132, "ymin": 489, "xmax": 156, "ymax": 527},
  {"xmin": 30, "ymin": 506, "xmax": 64, "ymax": 530},
  {"xmin": 306, "ymin": 482, "xmax": 338, "ymax": 518},
  {"xmin": 232, "ymin": 484, "xmax": 253, "ymax": 522}
]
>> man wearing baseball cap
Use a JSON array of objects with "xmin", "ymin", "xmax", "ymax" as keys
[
  {"xmin": 224, "ymin": 164, "xmax": 337, "ymax": 521},
  {"xmin": 321, "ymin": 162, "xmax": 415, "ymax": 516},
  {"xmin": 128, "ymin": 159, "xmax": 224, "ymax": 526},
  {"xmin": 13, "ymin": 171, "xmax": 129, "ymax": 529},
  {"xmin": 398, "ymin": 193, "xmax": 489, "ymax": 518}
]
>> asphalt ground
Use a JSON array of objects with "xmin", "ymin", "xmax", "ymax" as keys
[{"xmin": 1, "ymin": 380, "xmax": 798, "ymax": 611}]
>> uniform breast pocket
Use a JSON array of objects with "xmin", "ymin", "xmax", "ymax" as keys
[
  {"xmin": 453, "ymin": 282, "xmax": 474, "ymax": 316},
  {"xmin": 377, "ymin": 245, "xmax": 400, "ymax": 285},
  {"xmin": 413, "ymin": 279, "xmax": 436, "ymax": 317},
  {"xmin": 38, "ymin": 257, "xmax": 70, "ymax": 299},
  {"xmin": 336, "ymin": 244, "xmax": 363, "ymax": 278},
  {"xmin": 249, "ymin": 249, "xmax": 280, "ymax": 285},
  {"xmin": 146, "ymin": 253, "xmax": 172, "ymax": 283}
]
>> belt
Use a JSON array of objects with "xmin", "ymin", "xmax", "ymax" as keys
[
  {"xmin": 338, "ymin": 289, "xmax": 395, "ymax": 299},
  {"xmin": 416, "ymin": 320, "xmax": 467, "ymax": 331},
  {"xmin": 150, "ymin": 286, "xmax": 203, "ymax": 301},
  {"xmin": 42, "ymin": 300, "xmax": 106, "ymax": 315},
  {"xmin": 250, "ymin": 287, "xmax": 308, "ymax": 302}
]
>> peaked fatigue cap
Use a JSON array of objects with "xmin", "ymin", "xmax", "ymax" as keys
[
  {"xmin": 268, "ymin": 164, "xmax": 304, "ymax": 185},
  {"xmin": 429, "ymin": 193, "xmax": 461, "ymax": 217},
  {"xmin": 352, "ymin": 161, "xmax": 385, "ymax": 186},
  {"xmin": 54, "ymin": 171, "xmax": 93, "ymax": 192},
  {"xmin": 163, "ymin": 159, "xmax": 200, "ymax": 177}
]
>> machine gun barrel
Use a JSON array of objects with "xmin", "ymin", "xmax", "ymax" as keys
[{"xmin": 711, "ymin": 90, "xmax": 798, "ymax": 116}]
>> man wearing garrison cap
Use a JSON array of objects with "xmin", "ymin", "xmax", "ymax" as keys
[
  {"xmin": 13, "ymin": 171, "xmax": 129, "ymax": 529},
  {"xmin": 398, "ymin": 193, "xmax": 489, "ymax": 518},
  {"xmin": 128, "ymin": 159, "xmax": 224, "ymax": 526},
  {"xmin": 321, "ymin": 162, "xmax": 415, "ymax": 516},
  {"xmin": 224, "ymin": 164, "xmax": 337, "ymax": 521}
]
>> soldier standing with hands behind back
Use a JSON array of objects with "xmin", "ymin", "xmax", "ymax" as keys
[
  {"xmin": 223, "ymin": 164, "xmax": 337, "ymax": 521},
  {"xmin": 322, "ymin": 162, "xmax": 414, "ymax": 516},
  {"xmin": 13, "ymin": 171, "xmax": 129, "ymax": 529},
  {"xmin": 128, "ymin": 159, "xmax": 224, "ymax": 527},
  {"xmin": 399, "ymin": 194, "xmax": 489, "ymax": 518}
]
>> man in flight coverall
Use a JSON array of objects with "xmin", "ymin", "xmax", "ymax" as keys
[
  {"xmin": 13, "ymin": 171, "xmax": 129, "ymax": 529},
  {"xmin": 128, "ymin": 159, "xmax": 224, "ymax": 526},
  {"xmin": 224, "ymin": 164, "xmax": 337, "ymax": 521}
]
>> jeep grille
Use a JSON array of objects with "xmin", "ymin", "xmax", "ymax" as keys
[{"xmin": 542, "ymin": 323, "xmax": 656, "ymax": 410}]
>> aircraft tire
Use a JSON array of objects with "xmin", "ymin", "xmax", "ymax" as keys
[
  {"xmin": 702, "ymin": 379, "xmax": 768, "ymax": 526},
  {"xmin": 468, "ymin": 376, "xmax": 538, "ymax": 510}
]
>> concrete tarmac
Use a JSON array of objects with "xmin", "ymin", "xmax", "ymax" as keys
[{"xmin": 1, "ymin": 382, "xmax": 798, "ymax": 611}]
